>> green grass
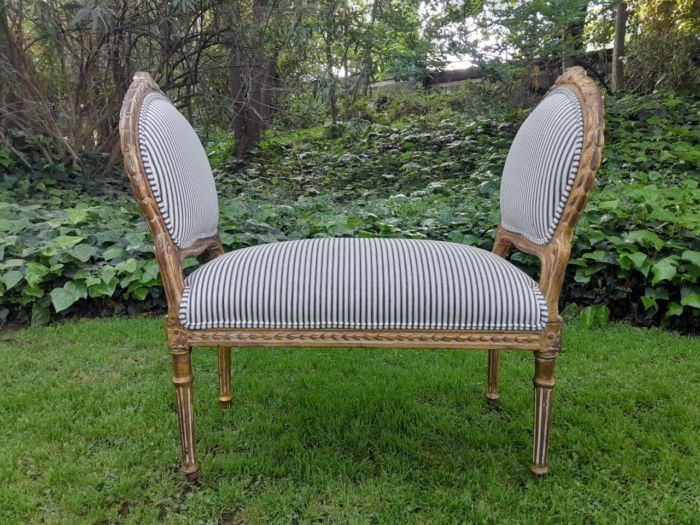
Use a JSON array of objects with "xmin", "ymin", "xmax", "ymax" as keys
[{"xmin": 1, "ymin": 318, "xmax": 699, "ymax": 524}]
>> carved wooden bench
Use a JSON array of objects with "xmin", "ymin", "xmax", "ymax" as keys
[{"xmin": 119, "ymin": 67, "xmax": 604, "ymax": 481}]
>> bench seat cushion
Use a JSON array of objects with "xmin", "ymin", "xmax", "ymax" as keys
[{"xmin": 179, "ymin": 238, "xmax": 548, "ymax": 331}]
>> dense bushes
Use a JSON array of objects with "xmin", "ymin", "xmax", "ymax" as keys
[{"xmin": 1, "ymin": 88, "xmax": 698, "ymax": 331}]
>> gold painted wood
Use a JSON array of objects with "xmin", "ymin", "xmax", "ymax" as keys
[
  {"xmin": 170, "ymin": 347, "xmax": 198, "ymax": 480},
  {"xmin": 532, "ymin": 350, "xmax": 558, "ymax": 475},
  {"xmin": 119, "ymin": 66, "xmax": 604, "ymax": 481},
  {"xmin": 218, "ymin": 346, "xmax": 232, "ymax": 406},
  {"xmin": 486, "ymin": 350, "xmax": 500, "ymax": 403},
  {"xmin": 180, "ymin": 328, "xmax": 542, "ymax": 349},
  {"xmin": 488, "ymin": 224, "xmax": 513, "ymax": 403}
]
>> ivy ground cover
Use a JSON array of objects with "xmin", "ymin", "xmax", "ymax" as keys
[{"xmin": 0, "ymin": 88, "xmax": 698, "ymax": 330}]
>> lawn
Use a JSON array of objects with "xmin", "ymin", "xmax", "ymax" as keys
[{"xmin": 1, "ymin": 317, "xmax": 699, "ymax": 524}]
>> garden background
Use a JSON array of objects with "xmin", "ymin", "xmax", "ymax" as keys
[
  {"xmin": 1, "ymin": 0, "xmax": 699, "ymax": 523},
  {"xmin": 1, "ymin": 0, "xmax": 698, "ymax": 332}
]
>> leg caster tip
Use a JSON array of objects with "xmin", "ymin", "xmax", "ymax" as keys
[
  {"xmin": 218, "ymin": 395, "xmax": 232, "ymax": 407},
  {"xmin": 530, "ymin": 464, "xmax": 549, "ymax": 476},
  {"xmin": 486, "ymin": 393, "xmax": 500, "ymax": 405},
  {"xmin": 183, "ymin": 465, "xmax": 200, "ymax": 482}
]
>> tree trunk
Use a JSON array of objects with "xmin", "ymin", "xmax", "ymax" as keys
[
  {"xmin": 0, "ymin": 6, "xmax": 28, "ymax": 132},
  {"xmin": 228, "ymin": 50, "xmax": 252, "ymax": 157},
  {"xmin": 228, "ymin": 47, "xmax": 276, "ymax": 158},
  {"xmin": 226, "ymin": 1, "xmax": 278, "ymax": 158},
  {"xmin": 324, "ymin": 38, "xmax": 338, "ymax": 128},
  {"xmin": 612, "ymin": 1, "xmax": 628, "ymax": 91}
]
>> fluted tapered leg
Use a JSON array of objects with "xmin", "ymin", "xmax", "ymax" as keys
[
  {"xmin": 486, "ymin": 349, "xmax": 500, "ymax": 403},
  {"xmin": 170, "ymin": 347, "xmax": 198, "ymax": 481},
  {"xmin": 531, "ymin": 350, "xmax": 557, "ymax": 476},
  {"xmin": 218, "ymin": 346, "xmax": 232, "ymax": 406}
]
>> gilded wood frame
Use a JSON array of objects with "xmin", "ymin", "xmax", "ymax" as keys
[{"xmin": 119, "ymin": 67, "xmax": 604, "ymax": 481}]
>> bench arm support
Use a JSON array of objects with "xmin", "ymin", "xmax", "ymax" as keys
[{"xmin": 493, "ymin": 226, "xmax": 571, "ymax": 322}]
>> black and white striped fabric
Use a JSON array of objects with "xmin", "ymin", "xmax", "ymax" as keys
[
  {"xmin": 500, "ymin": 87, "xmax": 584, "ymax": 245},
  {"xmin": 139, "ymin": 93, "xmax": 219, "ymax": 248},
  {"xmin": 179, "ymin": 238, "xmax": 548, "ymax": 331}
]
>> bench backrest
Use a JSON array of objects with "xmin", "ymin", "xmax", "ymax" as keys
[
  {"xmin": 499, "ymin": 67, "xmax": 603, "ymax": 246},
  {"xmin": 133, "ymin": 87, "xmax": 218, "ymax": 249}
]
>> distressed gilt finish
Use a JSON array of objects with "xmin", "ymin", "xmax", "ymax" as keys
[
  {"xmin": 119, "ymin": 67, "xmax": 604, "ymax": 481},
  {"xmin": 218, "ymin": 346, "xmax": 232, "ymax": 406}
]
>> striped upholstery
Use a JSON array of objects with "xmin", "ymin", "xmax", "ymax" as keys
[
  {"xmin": 500, "ymin": 87, "xmax": 584, "ymax": 245},
  {"xmin": 138, "ymin": 93, "xmax": 219, "ymax": 248},
  {"xmin": 179, "ymin": 238, "xmax": 548, "ymax": 331}
]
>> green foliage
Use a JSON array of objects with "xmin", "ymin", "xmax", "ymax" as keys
[
  {"xmin": 473, "ymin": 0, "xmax": 591, "ymax": 66},
  {"xmin": 625, "ymin": 0, "xmax": 700, "ymax": 93},
  {"xmin": 1, "ymin": 88, "xmax": 698, "ymax": 330},
  {"xmin": 569, "ymin": 90, "xmax": 700, "ymax": 327},
  {"xmin": 579, "ymin": 304, "xmax": 611, "ymax": 329},
  {"xmin": 0, "ymin": 174, "xmax": 160, "ymax": 324}
]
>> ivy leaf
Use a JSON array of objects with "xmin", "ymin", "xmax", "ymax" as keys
[
  {"xmin": 140, "ymin": 259, "xmax": 160, "ymax": 283},
  {"xmin": 50, "ymin": 281, "xmax": 87, "ymax": 313},
  {"xmin": 25, "ymin": 262, "xmax": 50, "ymax": 287},
  {"xmin": 580, "ymin": 305, "xmax": 610, "ymax": 328},
  {"xmin": 648, "ymin": 207, "xmax": 677, "ymax": 222},
  {"xmin": 31, "ymin": 301, "xmax": 51, "ymax": 326},
  {"xmin": 624, "ymin": 230, "xmax": 665, "ymax": 251},
  {"xmin": 67, "ymin": 208, "xmax": 90, "ymax": 225},
  {"xmin": 116, "ymin": 258, "xmax": 139, "ymax": 274},
  {"xmin": 101, "ymin": 266, "xmax": 116, "ymax": 283},
  {"xmin": 651, "ymin": 257, "xmax": 678, "ymax": 285},
  {"xmin": 55, "ymin": 235, "xmax": 84, "ymax": 249},
  {"xmin": 2, "ymin": 270, "xmax": 23, "ymax": 290},
  {"xmin": 644, "ymin": 286, "xmax": 668, "ymax": 301},
  {"xmin": 131, "ymin": 287, "xmax": 149, "ymax": 300},
  {"xmin": 681, "ymin": 250, "xmax": 700, "ymax": 267},
  {"xmin": 619, "ymin": 252, "xmax": 647, "ymax": 271},
  {"xmin": 50, "ymin": 287, "xmax": 78, "ymax": 313},
  {"xmin": 640, "ymin": 295, "xmax": 658, "ymax": 312},
  {"xmin": 665, "ymin": 302, "xmax": 684, "ymax": 318},
  {"xmin": 88, "ymin": 279, "xmax": 117, "ymax": 298},
  {"xmin": 582, "ymin": 250, "xmax": 608, "ymax": 262},
  {"xmin": 103, "ymin": 246, "xmax": 126, "ymax": 261},
  {"xmin": 71, "ymin": 244, "xmax": 98, "ymax": 262},
  {"xmin": 680, "ymin": 287, "xmax": 700, "ymax": 309}
]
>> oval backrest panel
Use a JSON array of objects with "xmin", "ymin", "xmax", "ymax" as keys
[
  {"xmin": 138, "ymin": 93, "xmax": 219, "ymax": 249},
  {"xmin": 499, "ymin": 87, "xmax": 584, "ymax": 245}
]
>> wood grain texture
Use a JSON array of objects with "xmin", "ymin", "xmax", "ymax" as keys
[{"xmin": 119, "ymin": 66, "xmax": 604, "ymax": 480}]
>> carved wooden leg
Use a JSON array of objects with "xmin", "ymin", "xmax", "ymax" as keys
[
  {"xmin": 531, "ymin": 350, "xmax": 558, "ymax": 476},
  {"xmin": 486, "ymin": 349, "xmax": 500, "ymax": 403},
  {"xmin": 218, "ymin": 346, "xmax": 232, "ymax": 406},
  {"xmin": 170, "ymin": 346, "xmax": 198, "ymax": 481}
]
